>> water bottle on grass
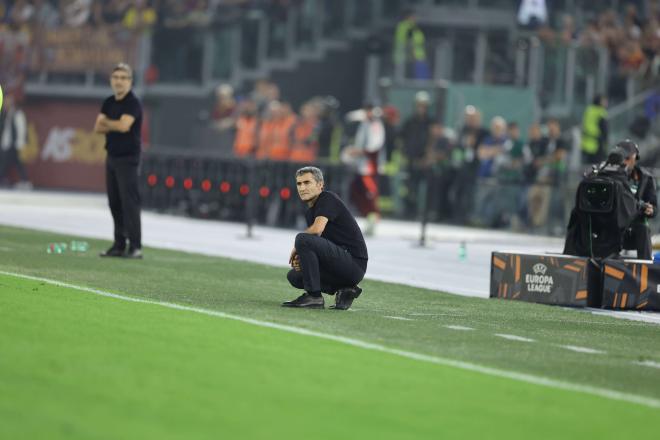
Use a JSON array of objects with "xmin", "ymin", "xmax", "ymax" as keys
[
  {"xmin": 70, "ymin": 241, "xmax": 89, "ymax": 252},
  {"xmin": 46, "ymin": 243, "xmax": 67, "ymax": 254}
]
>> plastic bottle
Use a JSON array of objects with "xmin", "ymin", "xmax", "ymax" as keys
[
  {"xmin": 653, "ymin": 251, "xmax": 660, "ymax": 264},
  {"xmin": 46, "ymin": 243, "xmax": 67, "ymax": 254},
  {"xmin": 70, "ymin": 241, "xmax": 89, "ymax": 252},
  {"xmin": 458, "ymin": 240, "xmax": 467, "ymax": 261}
]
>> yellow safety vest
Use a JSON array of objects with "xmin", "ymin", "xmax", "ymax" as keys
[
  {"xmin": 393, "ymin": 20, "xmax": 427, "ymax": 64},
  {"xmin": 581, "ymin": 105, "xmax": 607, "ymax": 154}
]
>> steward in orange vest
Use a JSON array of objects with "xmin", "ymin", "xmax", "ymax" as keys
[
  {"xmin": 290, "ymin": 103, "xmax": 320, "ymax": 163},
  {"xmin": 233, "ymin": 101, "xmax": 259, "ymax": 157},
  {"xmin": 257, "ymin": 101, "xmax": 295, "ymax": 161}
]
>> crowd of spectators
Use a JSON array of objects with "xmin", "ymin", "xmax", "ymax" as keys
[
  {"xmin": 0, "ymin": 0, "xmax": 313, "ymax": 88},
  {"xmin": 0, "ymin": 0, "xmax": 313, "ymax": 32},
  {"xmin": 394, "ymin": 99, "xmax": 571, "ymax": 233},
  {"xmin": 538, "ymin": 2, "xmax": 660, "ymax": 85},
  {"xmin": 4, "ymin": 1, "xmax": 660, "ymax": 95},
  {"xmin": 210, "ymin": 78, "xmax": 580, "ymax": 233},
  {"xmin": 0, "ymin": 0, "xmax": 161, "ymax": 102},
  {"xmin": 0, "ymin": 0, "xmax": 160, "ymax": 31},
  {"xmin": 3, "ymin": 0, "xmax": 660, "ymax": 231}
]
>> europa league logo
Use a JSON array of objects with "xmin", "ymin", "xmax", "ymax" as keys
[{"xmin": 533, "ymin": 263, "xmax": 547, "ymax": 275}]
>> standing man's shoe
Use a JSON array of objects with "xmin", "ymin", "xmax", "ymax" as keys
[
  {"xmin": 99, "ymin": 246, "xmax": 125, "ymax": 257},
  {"xmin": 331, "ymin": 286, "xmax": 362, "ymax": 310},
  {"xmin": 125, "ymin": 247, "xmax": 143, "ymax": 259},
  {"xmin": 282, "ymin": 293, "xmax": 324, "ymax": 308}
]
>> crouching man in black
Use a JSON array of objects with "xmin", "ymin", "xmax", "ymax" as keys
[
  {"xmin": 618, "ymin": 140, "xmax": 657, "ymax": 260},
  {"xmin": 283, "ymin": 166, "xmax": 368, "ymax": 310}
]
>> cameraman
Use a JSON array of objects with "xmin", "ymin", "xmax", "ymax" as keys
[
  {"xmin": 618, "ymin": 140, "xmax": 657, "ymax": 260},
  {"xmin": 563, "ymin": 146, "xmax": 639, "ymax": 258}
]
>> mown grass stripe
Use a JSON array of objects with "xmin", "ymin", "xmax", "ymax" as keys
[{"xmin": 2, "ymin": 269, "xmax": 660, "ymax": 410}]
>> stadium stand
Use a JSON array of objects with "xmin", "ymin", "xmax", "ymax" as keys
[{"xmin": 2, "ymin": 0, "xmax": 660, "ymax": 235}]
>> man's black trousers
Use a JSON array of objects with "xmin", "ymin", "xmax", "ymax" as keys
[
  {"xmin": 106, "ymin": 155, "xmax": 141, "ymax": 249},
  {"xmin": 287, "ymin": 233, "xmax": 367, "ymax": 295},
  {"xmin": 623, "ymin": 220, "xmax": 652, "ymax": 260}
]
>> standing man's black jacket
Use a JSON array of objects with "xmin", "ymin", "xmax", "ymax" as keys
[
  {"xmin": 563, "ymin": 164, "xmax": 640, "ymax": 258},
  {"xmin": 629, "ymin": 165, "xmax": 657, "ymax": 219},
  {"xmin": 621, "ymin": 165, "xmax": 657, "ymax": 259},
  {"xmin": 101, "ymin": 90, "xmax": 142, "ymax": 158}
]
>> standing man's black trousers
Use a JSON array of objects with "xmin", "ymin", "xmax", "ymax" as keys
[
  {"xmin": 106, "ymin": 155, "xmax": 141, "ymax": 249},
  {"xmin": 287, "ymin": 233, "xmax": 367, "ymax": 294},
  {"xmin": 623, "ymin": 220, "xmax": 652, "ymax": 260}
]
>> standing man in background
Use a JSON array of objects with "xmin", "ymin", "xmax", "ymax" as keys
[
  {"xmin": 453, "ymin": 105, "xmax": 488, "ymax": 223},
  {"xmin": 401, "ymin": 91, "xmax": 433, "ymax": 214},
  {"xmin": 581, "ymin": 95, "xmax": 608, "ymax": 165},
  {"xmin": 393, "ymin": 9, "xmax": 429, "ymax": 79},
  {"xmin": 346, "ymin": 103, "xmax": 385, "ymax": 236},
  {"xmin": 94, "ymin": 63, "xmax": 143, "ymax": 259}
]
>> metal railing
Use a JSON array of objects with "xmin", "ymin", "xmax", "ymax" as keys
[
  {"xmin": 140, "ymin": 152, "xmax": 352, "ymax": 229},
  {"xmin": 139, "ymin": 150, "xmax": 660, "ymax": 245},
  {"xmin": 369, "ymin": 29, "xmax": 655, "ymax": 125}
]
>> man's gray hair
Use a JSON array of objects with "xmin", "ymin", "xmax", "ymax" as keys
[
  {"xmin": 112, "ymin": 62, "xmax": 133, "ymax": 78},
  {"xmin": 295, "ymin": 166, "xmax": 324, "ymax": 183}
]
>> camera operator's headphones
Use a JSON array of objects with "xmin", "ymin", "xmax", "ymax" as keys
[{"xmin": 613, "ymin": 139, "xmax": 640, "ymax": 161}]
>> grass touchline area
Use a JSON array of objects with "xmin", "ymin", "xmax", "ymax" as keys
[
  {"xmin": 1, "ymin": 224, "xmax": 660, "ymax": 439},
  {"xmin": 1, "ymin": 268, "xmax": 659, "ymax": 410}
]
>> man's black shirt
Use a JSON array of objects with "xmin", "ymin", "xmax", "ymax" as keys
[
  {"xmin": 101, "ymin": 90, "xmax": 142, "ymax": 158},
  {"xmin": 401, "ymin": 114, "xmax": 432, "ymax": 162},
  {"xmin": 305, "ymin": 191, "xmax": 368, "ymax": 260}
]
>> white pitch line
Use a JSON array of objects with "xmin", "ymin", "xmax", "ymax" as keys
[
  {"xmin": 586, "ymin": 308, "xmax": 660, "ymax": 325},
  {"xmin": 494, "ymin": 333, "xmax": 535, "ymax": 342},
  {"xmin": 634, "ymin": 360, "xmax": 660, "ymax": 369},
  {"xmin": 559, "ymin": 345, "xmax": 606, "ymax": 355},
  {"xmin": 410, "ymin": 313, "xmax": 459, "ymax": 317},
  {"xmin": 445, "ymin": 325, "xmax": 475, "ymax": 331},
  {"xmin": 384, "ymin": 316, "xmax": 414, "ymax": 321},
  {"xmin": 2, "ymin": 269, "xmax": 660, "ymax": 410}
]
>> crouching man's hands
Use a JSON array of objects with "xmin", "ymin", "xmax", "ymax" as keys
[
  {"xmin": 291, "ymin": 255, "xmax": 301, "ymax": 272},
  {"xmin": 289, "ymin": 248, "xmax": 301, "ymax": 271}
]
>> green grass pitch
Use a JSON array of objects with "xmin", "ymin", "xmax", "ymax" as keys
[{"xmin": 0, "ymin": 225, "xmax": 659, "ymax": 439}]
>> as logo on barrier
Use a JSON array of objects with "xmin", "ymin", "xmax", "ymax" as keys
[{"xmin": 525, "ymin": 263, "xmax": 554, "ymax": 293}]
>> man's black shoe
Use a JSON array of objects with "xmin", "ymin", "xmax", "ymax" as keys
[
  {"xmin": 331, "ymin": 286, "xmax": 362, "ymax": 310},
  {"xmin": 281, "ymin": 293, "xmax": 324, "ymax": 308},
  {"xmin": 99, "ymin": 246, "xmax": 125, "ymax": 257},
  {"xmin": 125, "ymin": 247, "xmax": 143, "ymax": 259}
]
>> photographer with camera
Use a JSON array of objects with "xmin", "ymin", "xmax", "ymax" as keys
[
  {"xmin": 564, "ymin": 141, "xmax": 646, "ymax": 259},
  {"xmin": 617, "ymin": 140, "xmax": 657, "ymax": 260}
]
